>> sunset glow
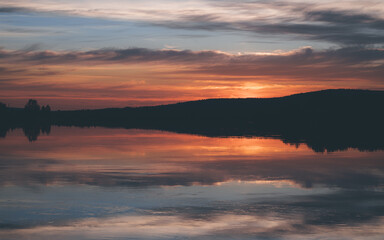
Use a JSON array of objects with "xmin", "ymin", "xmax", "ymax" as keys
[{"xmin": 1, "ymin": 0, "xmax": 383, "ymax": 109}]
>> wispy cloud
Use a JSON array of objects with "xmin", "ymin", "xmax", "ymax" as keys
[
  {"xmin": 2, "ymin": 1, "xmax": 384, "ymax": 45},
  {"xmin": 155, "ymin": 10, "xmax": 384, "ymax": 45},
  {"xmin": 1, "ymin": 46, "xmax": 383, "ymax": 81}
]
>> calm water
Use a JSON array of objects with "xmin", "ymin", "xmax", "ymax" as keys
[{"xmin": 1, "ymin": 127, "xmax": 384, "ymax": 240}]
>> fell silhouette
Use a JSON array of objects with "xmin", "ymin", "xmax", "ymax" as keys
[{"xmin": 1, "ymin": 89, "xmax": 383, "ymax": 152}]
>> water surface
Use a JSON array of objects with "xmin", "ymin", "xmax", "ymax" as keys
[{"xmin": 1, "ymin": 127, "xmax": 383, "ymax": 239}]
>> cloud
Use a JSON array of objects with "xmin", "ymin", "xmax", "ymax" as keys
[
  {"xmin": 188, "ymin": 47, "xmax": 384, "ymax": 82},
  {"xmin": 0, "ymin": 47, "xmax": 228, "ymax": 65},
  {"xmin": 1, "ymin": 46, "xmax": 383, "ymax": 82},
  {"xmin": 1, "ymin": 1, "xmax": 384, "ymax": 45},
  {"xmin": 305, "ymin": 10, "xmax": 384, "ymax": 26},
  {"xmin": 0, "ymin": 46, "xmax": 377, "ymax": 65},
  {"xmin": 155, "ymin": 9, "xmax": 384, "ymax": 45},
  {"xmin": 0, "ymin": 7, "xmax": 31, "ymax": 13}
]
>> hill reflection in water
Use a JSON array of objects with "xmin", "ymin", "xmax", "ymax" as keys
[{"xmin": 2, "ymin": 123, "xmax": 383, "ymax": 153}]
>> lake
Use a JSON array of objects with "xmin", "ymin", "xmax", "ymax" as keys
[{"xmin": 1, "ymin": 127, "xmax": 384, "ymax": 240}]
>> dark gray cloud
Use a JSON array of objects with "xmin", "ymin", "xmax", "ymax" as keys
[
  {"xmin": 187, "ymin": 47, "xmax": 384, "ymax": 82},
  {"xmin": 0, "ymin": 7, "xmax": 31, "ymax": 13},
  {"xmin": 1, "ymin": 46, "xmax": 383, "ymax": 65},
  {"xmin": 0, "ymin": 47, "xmax": 225, "ymax": 64},
  {"xmin": 305, "ymin": 10, "xmax": 384, "ymax": 27},
  {"xmin": 153, "ymin": 8, "xmax": 384, "ymax": 45},
  {"xmin": 1, "ymin": 46, "xmax": 383, "ymax": 82}
]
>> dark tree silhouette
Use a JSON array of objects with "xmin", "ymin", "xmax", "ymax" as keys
[
  {"xmin": 24, "ymin": 99, "xmax": 40, "ymax": 112},
  {"xmin": 41, "ymin": 105, "xmax": 51, "ymax": 112},
  {"xmin": 0, "ymin": 102, "xmax": 6, "ymax": 110},
  {"xmin": 0, "ymin": 102, "xmax": 8, "ymax": 138}
]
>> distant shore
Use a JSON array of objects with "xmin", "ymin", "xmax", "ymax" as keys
[{"xmin": 1, "ymin": 89, "xmax": 384, "ymax": 152}]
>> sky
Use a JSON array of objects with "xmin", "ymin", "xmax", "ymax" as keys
[{"xmin": 0, "ymin": 0, "xmax": 383, "ymax": 109}]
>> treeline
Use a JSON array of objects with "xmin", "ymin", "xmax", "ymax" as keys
[
  {"xmin": 1, "ymin": 89, "xmax": 384, "ymax": 152},
  {"xmin": 24, "ymin": 99, "xmax": 51, "ymax": 113},
  {"xmin": 0, "ymin": 99, "xmax": 52, "ymax": 141}
]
